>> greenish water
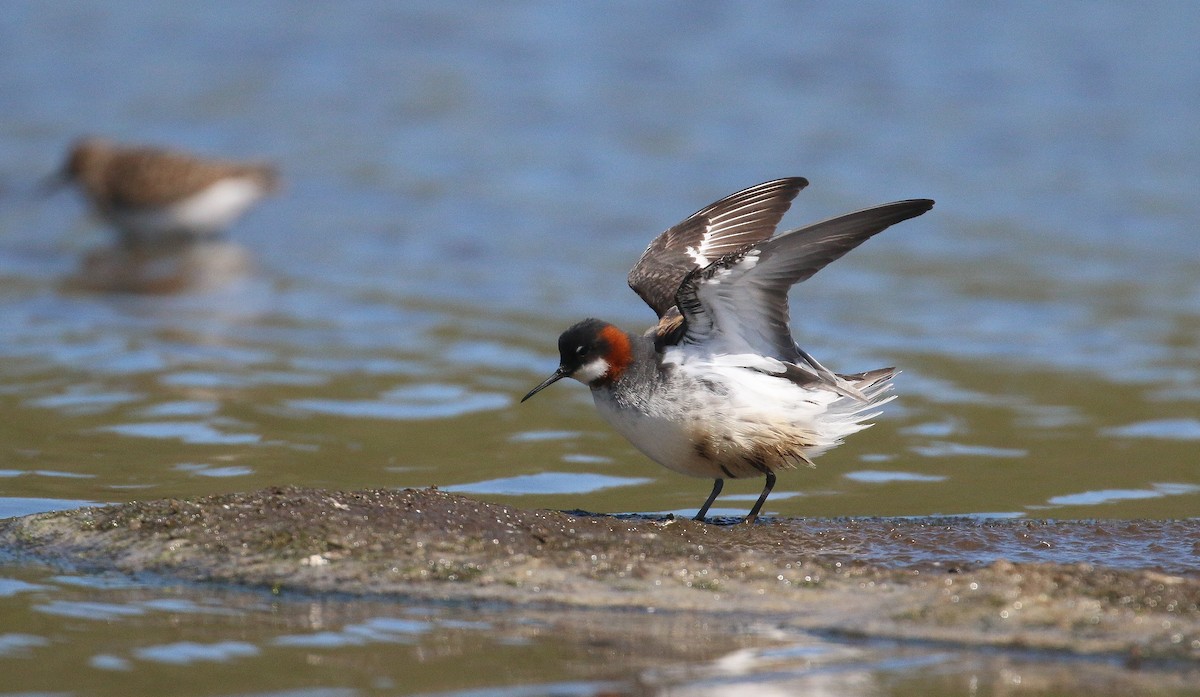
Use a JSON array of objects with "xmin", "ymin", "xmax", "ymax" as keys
[
  {"xmin": 0, "ymin": 1, "xmax": 1198, "ymax": 695},
  {"xmin": 2, "ymin": 560, "xmax": 1197, "ymax": 697}
]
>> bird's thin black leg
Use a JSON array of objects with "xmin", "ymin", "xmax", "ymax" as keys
[
  {"xmin": 744, "ymin": 471, "xmax": 776, "ymax": 524},
  {"xmin": 694, "ymin": 478, "xmax": 724, "ymax": 521}
]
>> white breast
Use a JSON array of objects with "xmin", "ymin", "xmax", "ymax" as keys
[
  {"xmin": 591, "ymin": 349, "xmax": 893, "ymax": 480},
  {"xmin": 592, "ymin": 390, "xmax": 707, "ymax": 477},
  {"xmin": 113, "ymin": 177, "xmax": 270, "ymax": 239}
]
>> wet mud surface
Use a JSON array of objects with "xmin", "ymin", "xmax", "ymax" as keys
[{"xmin": 1, "ymin": 486, "xmax": 1197, "ymax": 664}]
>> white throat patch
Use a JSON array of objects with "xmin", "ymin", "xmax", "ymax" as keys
[{"xmin": 572, "ymin": 357, "xmax": 611, "ymax": 385}]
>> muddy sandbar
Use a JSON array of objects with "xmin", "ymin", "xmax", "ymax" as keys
[{"xmin": 1, "ymin": 486, "xmax": 1196, "ymax": 664}]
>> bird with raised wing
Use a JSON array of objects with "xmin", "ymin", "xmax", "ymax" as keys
[{"xmin": 522, "ymin": 178, "xmax": 933, "ymax": 523}]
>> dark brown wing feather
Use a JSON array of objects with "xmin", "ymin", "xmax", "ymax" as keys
[
  {"xmin": 627, "ymin": 177, "xmax": 808, "ymax": 317},
  {"xmin": 674, "ymin": 199, "xmax": 936, "ymax": 359}
]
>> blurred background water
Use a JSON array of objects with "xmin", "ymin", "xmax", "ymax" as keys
[{"xmin": 1, "ymin": 2, "xmax": 1198, "ymax": 695}]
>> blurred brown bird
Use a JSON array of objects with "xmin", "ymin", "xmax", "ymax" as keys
[{"xmin": 51, "ymin": 137, "xmax": 280, "ymax": 247}]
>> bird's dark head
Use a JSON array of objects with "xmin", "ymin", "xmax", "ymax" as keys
[{"xmin": 521, "ymin": 318, "xmax": 633, "ymax": 402}]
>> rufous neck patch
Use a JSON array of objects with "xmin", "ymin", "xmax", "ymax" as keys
[{"xmin": 598, "ymin": 324, "xmax": 633, "ymax": 382}]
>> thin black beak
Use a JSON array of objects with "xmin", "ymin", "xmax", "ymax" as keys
[{"xmin": 521, "ymin": 368, "xmax": 568, "ymax": 403}]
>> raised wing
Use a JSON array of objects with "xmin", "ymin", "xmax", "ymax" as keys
[
  {"xmin": 674, "ymin": 199, "xmax": 935, "ymax": 360},
  {"xmin": 628, "ymin": 177, "xmax": 808, "ymax": 317}
]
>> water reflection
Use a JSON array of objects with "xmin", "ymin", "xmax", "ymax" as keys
[
  {"xmin": 272, "ymin": 617, "xmax": 434, "ymax": 649},
  {"xmin": 2, "ymin": 561, "xmax": 1194, "ymax": 696},
  {"xmin": 99, "ymin": 420, "xmax": 263, "ymax": 445},
  {"xmin": 909, "ymin": 442, "xmax": 1027, "ymax": 458},
  {"xmin": 443, "ymin": 472, "xmax": 651, "ymax": 496},
  {"xmin": 1103, "ymin": 418, "xmax": 1200, "ymax": 441},
  {"xmin": 131, "ymin": 640, "xmax": 261, "ymax": 666},
  {"xmin": 843, "ymin": 470, "xmax": 947, "ymax": 483},
  {"xmin": 0, "ymin": 497, "xmax": 96, "ymax": 519},
  {"xmin": 63, "ymin": 241, "xmax": 256, "ymax": 295},
  {"xmin": 173, "ymin": 462, "xmax": 256, "ymax": 478},
  {"xmin": 0, "ymin": 633, "xmax": 49, "ymax": 658},
  {"xmin": 287, "ymin": 384, "xmax": 511, "ymax": 421},
  {"xmin": 1045, "ymin": 482, "xmax": 1200, "ymax": 507},
  {"xmin": 0, "ymin": 578, "xmax": 47, "ymax": 597}
]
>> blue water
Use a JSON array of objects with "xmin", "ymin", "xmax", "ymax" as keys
[{"xmin": 0, "ymin": 2, "xmax": 1198, "ymax": 695}]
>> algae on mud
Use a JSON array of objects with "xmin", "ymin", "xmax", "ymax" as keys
[{"xmin": 1, "ymin": 486, "xmax": 1197, "ymax": 664}]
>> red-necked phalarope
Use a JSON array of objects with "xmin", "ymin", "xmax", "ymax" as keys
[{"xmin": 523, "ymin": 178, "xmax": 933, "ymax": 523}]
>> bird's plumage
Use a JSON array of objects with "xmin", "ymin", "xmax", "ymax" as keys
[
  {"xmin": 671, "ymin": 198, "xmax": 934, "ymax": 401},
  {"xmin": 524, "ymin": 178, "xmax": 934, "ymax": 523},
  {"xmin": 55, "ymin": 137, "xmax": 279, "ymax": 246},
  {"xmin": 628, "ymin": 177, "xmax": 808, "ymax": 318}
]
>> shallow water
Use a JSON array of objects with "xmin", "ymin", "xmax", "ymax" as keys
[
  {"xmin": 1, "ymin": 1, "xmax": 1198, "ymax": 694},
  {"xmin": 2, "ymin": 559, "xmax": 1198, "ymax": 697},
  {"xmin": 0, "ymin": 560, "xmax": 689, "ymax": 697}
]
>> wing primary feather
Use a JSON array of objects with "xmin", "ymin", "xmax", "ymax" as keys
[
  {"xmin": 628, "ymin": 178, "xmax": 808, "ymax": 317},
  {"xmin": 753, "ymin": 199, "xmax": 935, "ymax": 288},
  {"xmin": 673, "ymin": 198, "xmax": 934, "ymax": 359}
]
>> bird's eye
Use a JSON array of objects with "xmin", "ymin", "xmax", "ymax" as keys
[{"xmin": 575, "ymin": 345, "xmax": 588, "ymax": 357}]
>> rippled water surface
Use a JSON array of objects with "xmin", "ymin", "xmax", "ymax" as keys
[{"xmin": 1, "ymin": 2, "xmax": 1198, "ymax": 695}]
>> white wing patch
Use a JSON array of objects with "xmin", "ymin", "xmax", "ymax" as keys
[
  {"xmin": 686, "ymin": 217, "xmax": 756, "ymax": 269},
  {"xmin": 685, "ymin": 245, "xmax": 708, "ymax": 266}
]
